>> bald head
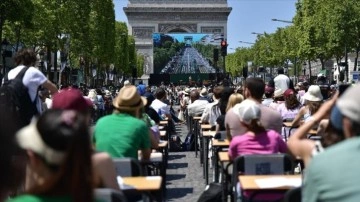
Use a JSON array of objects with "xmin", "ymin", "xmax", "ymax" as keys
[{"xmin": 190, "ymin": 90, "xmax": 200, "ymax": 102}]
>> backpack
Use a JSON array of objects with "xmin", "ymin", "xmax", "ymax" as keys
[
  {"xmin": 0, "ymin": 67, "xmax": 38, "ymax": 127},
  {"xmin": 197, "ymin": 183, "xmax": 222, "ymax": 202},
  {"xmin": 169, "ymin": 135, "xmax": 183, "ymax": 152},
  {"xmin": 182, "ymin": 132, "xmax": 196, "ymax": 151}
]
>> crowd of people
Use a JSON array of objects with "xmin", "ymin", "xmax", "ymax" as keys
[{"xmin": 1, "ymin": 48, "xmax": 360, "ymax": 202}]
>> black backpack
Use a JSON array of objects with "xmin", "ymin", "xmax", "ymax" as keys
[
  {"xmin": 197, "ymin": 183, "xmax": 222, "ymax": 202},
  {"xmin": 0, "ymin": 67, "xmax": 39, "ymax": 127},
  {"xmin": 182, "ymin": 132, "xmax": 196, "ymax": 151},
  {"xmin": 169, "ymin": 135, "xmax": 183, "ymax": 152}
]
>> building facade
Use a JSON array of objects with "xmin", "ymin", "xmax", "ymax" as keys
[{"xmin": 123, "ymin": 0, "xmax": 232, "ymax": 77}]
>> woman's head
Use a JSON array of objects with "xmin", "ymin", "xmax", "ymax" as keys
[
  {"xmin": 283, "ymin": 89, "xmax": 300, "ymax": 110},
  {"xmin": 16, "ymin": 110, "xmax": 93, "ymax": 201},
  {"xmin": 226, "ymin": 93, "xmax": 244, "ymax": 112},
  {"xmin": 218, "ymin": 87, "xmax": 234, "ymax": 114},
  {"xmin": 234, "ymin": 101, "xmax": 265, "ymax": 133},
  {"xmin": 305, "ymin": 100, "xmax": 322, "ymax": 115}
]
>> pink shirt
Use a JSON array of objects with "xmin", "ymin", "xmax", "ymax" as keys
[{"xmin": 228, "ymin": 130, "xmax": 287, "ymax": 159}]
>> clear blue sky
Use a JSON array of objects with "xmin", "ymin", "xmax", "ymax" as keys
[{"xmin": 113, "ymin": 0, "xmax": 297, "ymax": 53}]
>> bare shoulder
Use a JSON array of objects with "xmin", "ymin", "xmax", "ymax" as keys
[{"xmin": 92, "ymin": 152, "xmax": 112, "ymax": 164}]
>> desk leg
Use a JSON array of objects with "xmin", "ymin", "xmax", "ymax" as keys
[
  {"xmin": 195, "ymin": 121, "xmax": 198, "ymax": 158},
  {"xmin": 204, "ymin": 137, "xmax": 209, "ymax": 185},
  {"xmin": 214, "ymin": 147, "xmax": 220, "ymax": 183}
]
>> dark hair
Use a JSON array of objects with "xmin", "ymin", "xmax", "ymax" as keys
[
  {"xmin": 213, "ymin": 86, "xmax": 224, "ymax": 99},
  {"xmin": 245, "ymin": 78, "xmax": 265, "ymax": 100},
  {"xmin": 321, "ymin": 120, "xmax": 345, "ymax": 148},
  {"xmin": 14, "ymin": 48, "xmax": 37, "ymax": 66},
  {"xmin": 28, "ymin": 110, "xmax": 93, "ymax": 202},
  {"xmin": 155, "ymin": 88, "xmax": 166, "ymax": 99},
  {"xmin": 277, "ymin": 67, "xmax": 284, "ymax": 74},
  {"xmin": 285, "ymin": 94, "xmax": 300, "ymax": 110},
  {"xmin": 218, "ymin": 87, "xmax": 233, "ymax": 115}
]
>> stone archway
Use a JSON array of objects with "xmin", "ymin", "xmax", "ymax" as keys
[{"xmin": 159, "ymin": 24, "xmax": 197, "ymax": 33}]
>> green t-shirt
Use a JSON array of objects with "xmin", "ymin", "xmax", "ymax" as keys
[
  {"xmin": 7, "ymin": 195, "xmax": 103, "ymax": 202},
  {"xmin": 94, "ymin": 113, "xmax": 151, "ymax": 159}
]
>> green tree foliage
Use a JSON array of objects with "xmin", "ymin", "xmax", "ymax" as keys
[{"xmin": 114, "ymin": 21, "xmax": 129, "ymax": 75}]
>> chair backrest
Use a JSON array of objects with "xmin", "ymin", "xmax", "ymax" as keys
[
  {"xmin": 283, "ymin": 187, "xmax": 301, "ymax": 202},
  {"xmin": 231, "ymin": 153, "xmax": 294, "ymax": 201},
  {"xmin": 234, "ymin": 153, "xmax": 294, "ymax": 175},
  {"xmin": 95, "ymin": 188, "xmax": 128, "ymax": 202},
  {"xmin": 112, "ymin": 158, "xmax": 142, "ymax": 177}
]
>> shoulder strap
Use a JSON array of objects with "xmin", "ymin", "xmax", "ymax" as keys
[{"xmin": 15, "ymin": 66, "xmax": 30, "ymax": 80}]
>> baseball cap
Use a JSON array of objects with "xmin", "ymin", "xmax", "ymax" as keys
[
  {"xmin": 283, "ymin": 89, "xmax": 295, "ymax": 98},
  {"xmin": 233, "ymin": 100, "xmax": 261, "ymax": 125},
  {"xmin": 52, "ymin": 88, "xmax": 93, "ymax": 112}
]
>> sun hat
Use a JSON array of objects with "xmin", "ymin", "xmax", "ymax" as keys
[
  {"xmin": 200, "ymin": 88, "xmax": 208, "ymax": 96},
  {"xmin": 303, "ymin": 85, "xmax": 323, "ymax": 102},
  {"xmin": 113, "ymin": 85, "xmax": 147, "ymax": 111},
  {"xmin": 183, "ymin": 88, "xmax": 191, "ymax": 95},
  {"xmin": 331, "ymin": 84, "xmax": 360, "ymax": 131},
  {"xmin": 52, "ymin": 88, "xmax": 93, "ymax": 112},
  {"xmin": 233, "ymin": 99, "xmax": 261, "ymax": 125},
  {"xmin": 274, "ymin": 89, "xmax": 284, "ymax": 98},
  {"xmin": 124, "ymin": 80, "xmax": 131, "ymax": 86}
]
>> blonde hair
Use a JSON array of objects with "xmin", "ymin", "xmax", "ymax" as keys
[{"xmin": 226, "ymin": 93, "xmax": 244, "ymax": 112}]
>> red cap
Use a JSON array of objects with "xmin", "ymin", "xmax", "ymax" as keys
[
  {"xmin": 52, "ymin": 88, "xmax": 93, "ymax": 112},
  {"xmin": 264, "ymin": 85, "xmax": 274, "ymax": 93},
  {"xmin": 283, "ymin": 89, "xmax": 295, "ymax": 98}
]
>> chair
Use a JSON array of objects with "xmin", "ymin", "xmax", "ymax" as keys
[
  {"xmin": 112, "ymin": 158, "xmax": 143, "ymax": 177},
  {"xmin": 95, "ymin": 188, "xmax": 128, "ymax": 202},
  {"xmin": 231, "ymin": 153, "xmax": 294, "ymax": 202},
  {"xmin": 283, "ymin": 187, "xmax": 301, "ymax": 202}
]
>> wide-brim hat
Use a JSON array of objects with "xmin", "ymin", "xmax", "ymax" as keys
[
  {"xmin": 113, "ymin": 85, "xmax": 147, "ymax": 111},
  {"xmin": 303, "ymin": 85, "xmax": 323, "ymax": 102}
]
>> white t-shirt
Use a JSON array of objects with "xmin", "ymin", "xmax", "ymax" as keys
[
  {"xmin": 7, "ymin": 65, "xmax": 47, "ymax": 113},
  {"xmin": 150, "ymin": 99, "xmax": 170, "ymax": 115},
  {"xmin": 274, "ymin": 74, "xmax": 290, "ymax": 95}
]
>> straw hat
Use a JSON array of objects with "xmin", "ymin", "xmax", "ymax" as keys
[
  {"xmin": 113, "ymin": 86, "xmax": 147, "ymax": 111},
  {"xmin": 303, "ymin": 85, "xmax": 323, "ymax": 101}
]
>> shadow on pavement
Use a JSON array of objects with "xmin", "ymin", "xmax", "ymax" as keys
[
  {"xmin": 166, "ymin": 187, "xmax": 193, "ymax": 201},
  {"xmin": 166, "ymin": 174, "xmax": 186, "ymax": 181},
  {"xmin": 168, "ymin": 154, "xmax": 186, "ymax": 160},
  {"xmin": 167, "ymin": 162, "xmax": 188, "ymax": 169}
]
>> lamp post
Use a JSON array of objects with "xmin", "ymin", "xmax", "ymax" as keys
[
  {"xmin": 251, "ymin": 32, "xmax": 264, "ymax": 36},
  {"xmin": 239, "ymin": 41, "xmax": 255, "ymax": 45},
  {"xmin": 271, "ymin": 19, "xmax": 293, "ymax": 24}
]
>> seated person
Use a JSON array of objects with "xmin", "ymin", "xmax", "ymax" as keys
[{"xmin": 8, "ymin": 110, "xmax": 95, "ymax": 202}]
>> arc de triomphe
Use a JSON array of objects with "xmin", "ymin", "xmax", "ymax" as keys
[{"xmin": 124, "ymin": 0, "xmax": 232, "ymax": 78}]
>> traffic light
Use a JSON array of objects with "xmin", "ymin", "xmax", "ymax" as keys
[{"xmin": 221, "ymin": 40, "xmax": 227, "ymax": 56}]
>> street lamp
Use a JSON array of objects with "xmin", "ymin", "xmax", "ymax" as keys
[
  {"xmin": 251, "ymin": 32, "xmax": 264, "ymax": 36},
  {"xmin": 239, "ymin": 41, "xmax": 255, "ymax": 45},
  {"xmin": 271, "ymin": 19, "xmax": 293, "ymax": 24}
]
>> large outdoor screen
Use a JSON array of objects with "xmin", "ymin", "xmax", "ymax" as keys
[{"xmin": 152, "ymin": 33, "xmax": 222, "ymax": 74}]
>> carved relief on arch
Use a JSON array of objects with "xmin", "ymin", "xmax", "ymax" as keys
[{"xmin": 158, "ymin": 23, "xmax": 197, "ymax": 33}]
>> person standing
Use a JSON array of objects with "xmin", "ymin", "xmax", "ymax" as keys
[{"xmin": 4, "ymin": 49, "xmax": 58, "ymax": 124}]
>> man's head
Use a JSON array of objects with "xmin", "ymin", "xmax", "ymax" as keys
[
  {"xmin": 330, "ymin": 84, "xmax": 360, "ymax": 138},
  {"xmin": 190, "ymin": 90, "xmax": 200, "ymax": 103},
  {"xmin": 14, "ymin": 48, "xmax": 37, "ymax": 66},
  {"xmin": 277, "ymin": 67, "xmax": 284, "ymax": 75},
  {"xmin": 244, "ymin": 78, "xmax": 265, "ymax": 101},
  {"xmin": 155, "ymin": 88, "xmax": 166, "ymax": 100}
]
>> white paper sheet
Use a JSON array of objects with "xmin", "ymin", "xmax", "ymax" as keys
[{"xmin": 255, "ymin": 177, "xmax": 302, "ymax": 188}]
